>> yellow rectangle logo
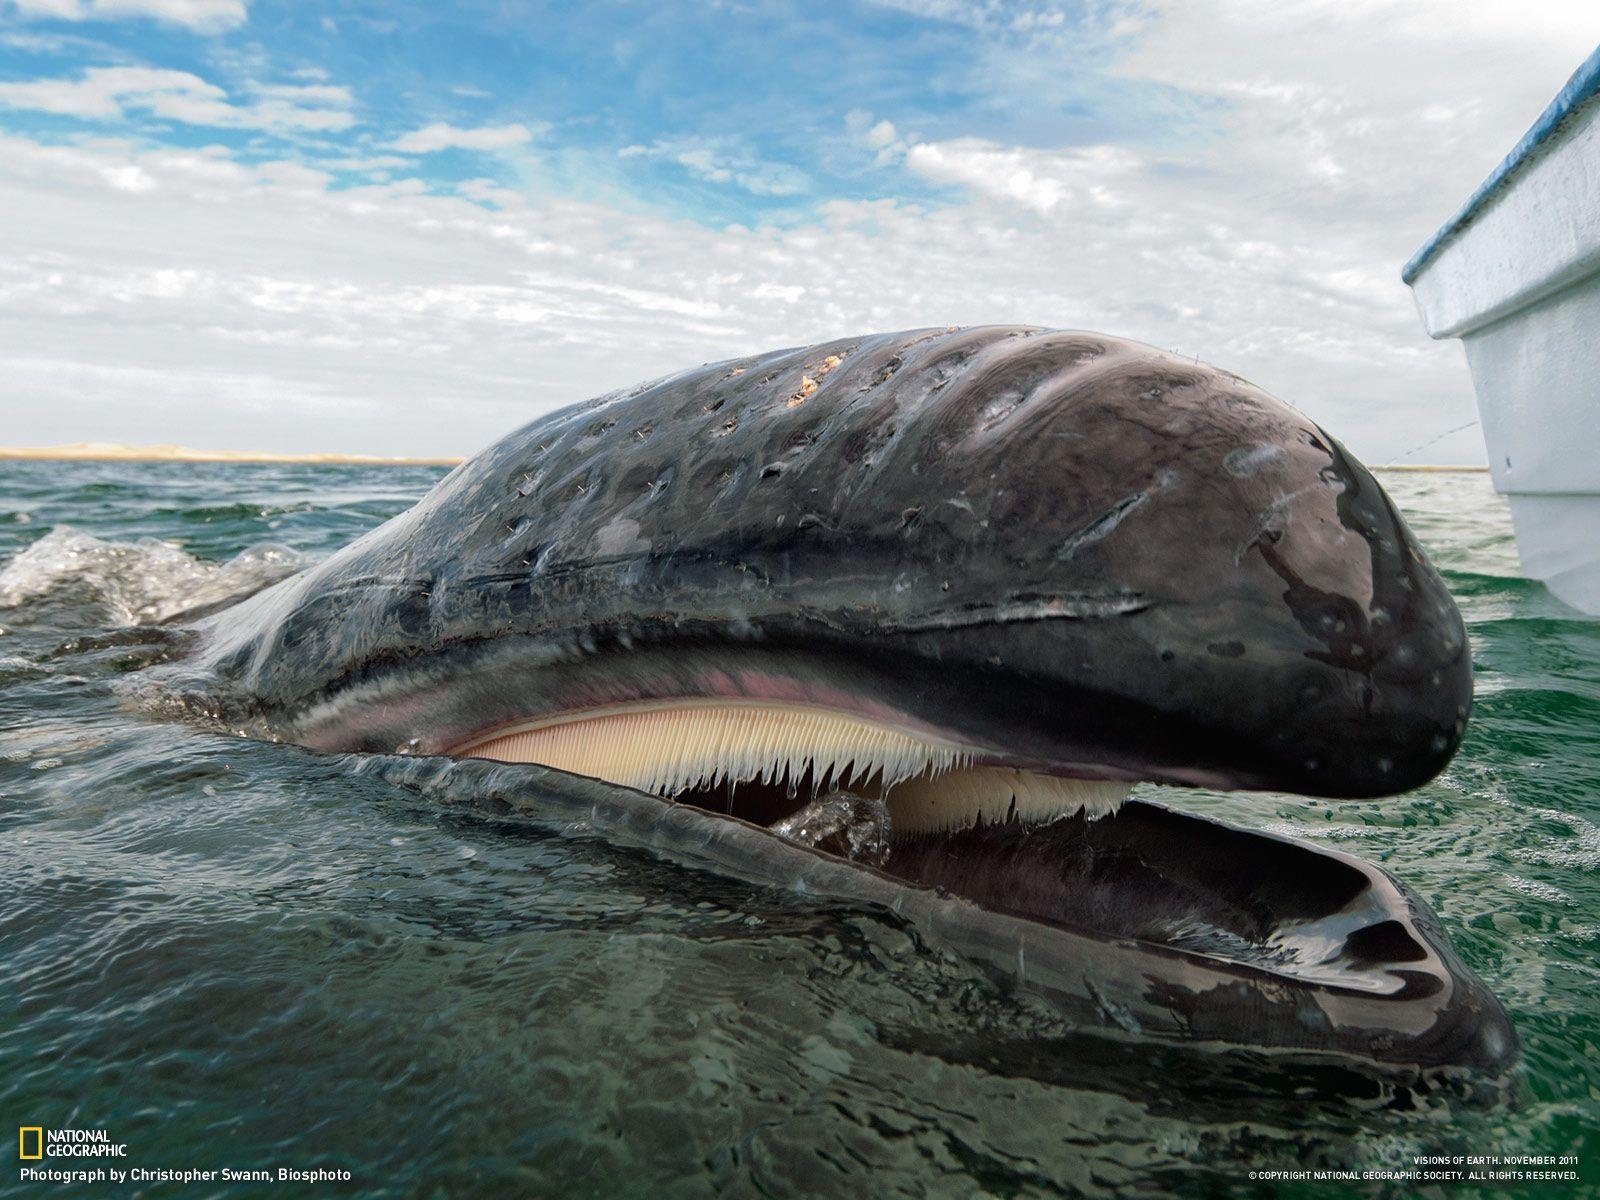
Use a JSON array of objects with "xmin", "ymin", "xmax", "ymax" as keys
[{"xmin": 19, "ymin": 1127, "xmax": 43, "ymax": 1160}]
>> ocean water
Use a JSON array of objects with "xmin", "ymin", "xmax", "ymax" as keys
[{"xmin": 1, "ymin": 461, "xmax": 1595, "ymax": 1198}]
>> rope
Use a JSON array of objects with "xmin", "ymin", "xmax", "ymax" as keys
[{"xmin": 1382, "ymin": 418, "xmax": 1480, "ymax": 468}]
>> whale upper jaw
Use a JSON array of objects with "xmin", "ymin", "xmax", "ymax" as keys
[{"xmin": 192, "ymin": 325, "xmax": 1472, "ymax": 804}]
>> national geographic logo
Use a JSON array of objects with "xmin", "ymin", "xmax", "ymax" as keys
[
  {"xmin": 16, "ymin": 1127, "xmax": 127, "ymax": 1159},
  {"xmin": 17, "ymin": 1127, "xmax": 353, "ymax": 1187}
]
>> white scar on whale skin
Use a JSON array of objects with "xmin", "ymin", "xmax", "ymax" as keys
[{"xmin": 446, "ymin": 699, "xmax": 1129, "ymax": 834}]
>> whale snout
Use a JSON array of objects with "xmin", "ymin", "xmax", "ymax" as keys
[
  {"xmin": 1258, "ymin": 605, "xmax": 1472, "ymax": 798},
  {"xmin": 906, "ymin": 346, "xmax": 1475, "ymax": 802},
  {"xmin": 1241, "ymin": 435, "xmax": 1473, "ymax": 798}
]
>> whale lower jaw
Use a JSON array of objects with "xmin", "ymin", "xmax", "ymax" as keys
[
  {"xmin": 418, "ymin": 696, "xmax": 1517, "ymax": 1079},
  {"xmin": 445, "ymin": 698, "xmax": 1131, "ymax": 835}
]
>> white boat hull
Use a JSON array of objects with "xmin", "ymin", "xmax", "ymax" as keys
[{"xmin": 1406, "ymin": 46, "xmax": 1600, "ymax": 615}]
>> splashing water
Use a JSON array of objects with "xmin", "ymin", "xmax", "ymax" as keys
[
  {"xmin": 0, "ymin": 525, "xmax": 303, "ymax": 627},
  {"xmin": 771, "ymin": 791, "xmax": 893, "ymax": 865}
]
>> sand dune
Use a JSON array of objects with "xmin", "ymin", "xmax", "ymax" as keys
[
  {"xmin": 0, "ymin": 442, "xmax": 463, "ymax": 466},
  {"xmin": 0, "ymin": 441, "xmax": 1485, "ymax": 472}
]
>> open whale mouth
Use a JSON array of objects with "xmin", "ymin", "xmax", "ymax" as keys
[
  {"xmin": 427, "ymin": 692, "xmax": 1517, "ymax": 1078},
  {"xmin": 442, "ymin": 698, "xmax": 1465, "ymax": 997},
  {"xmin": 446, "ymin": 698, "xmax": 1131, "ymax": 834},
  {"xmin": 442, "ymin": 695, "xmax": 1161, "ymax": 939}
]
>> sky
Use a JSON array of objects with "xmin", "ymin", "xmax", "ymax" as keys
[{"xmin": 1, "ymin": 1, "xmax": 1598, "ymax": 463}]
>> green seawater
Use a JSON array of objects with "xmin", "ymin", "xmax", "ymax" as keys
[{"xmin": 0, "ymin": 462, "xmax": 1595, "ymax": 1198}]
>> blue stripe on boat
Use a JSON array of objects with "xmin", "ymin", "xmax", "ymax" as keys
[{"xmin": 1402, "ymin": 43, "xmax": 1600, "ymax": 284}]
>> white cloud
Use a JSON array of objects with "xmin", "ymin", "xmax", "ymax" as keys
[
  {"xmin": 904, "ymin": 140, "xmax": 1061, "ymax": 211},
  {"xmin": 867, "ymin": 0, "xmax": 1072, "ymax": 39},
  {"xmin": 8, "ymin": 0, "xmax": 247, "ymax": 32},
  {"xmin": 0, "ymin": 120, "xmax": 1452, "ymax": 461},
  {"xmin": 319, "ymin": 153, "xmax": 411, "ymax": 175},
  {"xmin": 901, "ymin": 140, "xmax": 1140, "ymax": 213},
  {"xmin": 845, "ymin": 109, "xmax": 911, "ymax": 166},
  {"xmin": 254, "ymin": 82, "xmax": 352, "ymax": 106},
  {"xmin": 391, "ymin": 122, "xmax": 538, "ymax": 153},
  {"xmin": 4, "ymin": 0, "xmax": 1600, "ymax": 466},
  {"xmin": 863, "ymin": 119, "xmax": 898, "ymax": 149},
  {"xmin": 456, "ymin": 177, "xmax": 525, "ymax": 208},
  {"xmin": 618, "ymin": 136, "xmax": 809, "ymax": 197},
  {"xmin": 0, "ymin": 65, "xmax": 356, "ymax": 131}
]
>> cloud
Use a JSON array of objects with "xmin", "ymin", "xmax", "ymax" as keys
[
  {"xmin": 862, "ymin": 118, "xmax": 897, "ymax": 149},
  {"xmin": 866, "ymin": 0, "xmax": 1071, "ymax": 39},
  {"xmin": 0, "ymin": 119, "xmax": 1464, "ymax": 462},
  {"xmin": 618, "ymin": 136, "xmax": 809, "ymax": 197},
  {"xmin": 254, "ymin": 82, "xmax": 352, "ymax": 106},
  {"xmin": 848, "ymin": 105, "xmax": 1140, "ymax": 215},
  {"xmin": 0, "ymin": 65, "xmax": 356, "ymax": 131},
  {"xmin": 903, "ymin": 140, "xmax": 1065, "ymax": 211},
  {"xmin": 901, "ymin": 139, "xmax": 1140, "ymax": 213},
  {"xmin": 456, "ymin": 177, "xmax": 525, "ymax": 208},
  {"xmin": 845, "ymin": 110, "xmax": 909, "ymax": 167},
  {"xmin": 5, "ymin": 0, "xmax": 1600, "ymax": 466},
  {"xmin": 7, "ymin": 0, "xmax": 247, "ymax": 32},
  {"xmin": 391, "ymin": 122, "xmax": 538, "ymax": 153},
  {"xmin": 319, "ymin": 153, "xmax": 411, "ymax": 174}
]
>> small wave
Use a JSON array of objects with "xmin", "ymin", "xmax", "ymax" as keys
[
  {"xmin": 0, "ymin": 526, "xmax": 305, "ymax": 627},
  {"xmin": 157, "ymin": 501, "xmax": 318, "ymax": 523}
]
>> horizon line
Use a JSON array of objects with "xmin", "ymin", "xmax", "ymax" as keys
[{"xmin": 0, "ymin": 442, "xmax": 1492, "ymax": 472}]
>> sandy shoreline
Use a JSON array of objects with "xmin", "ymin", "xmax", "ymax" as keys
[
  {"xmin": 0, "ymin": 442, "xmax": 1488, "ymax": 472},
  {"xmin": 0, "ymin": 442, "xmax": 464, "ymax": 466},
  {"xmin": 1374, "ymin": 463, "xmax": 1489, "ymax": 472}
]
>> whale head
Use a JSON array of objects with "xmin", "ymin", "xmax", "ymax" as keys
[{"xmin": 167, "ymin": 326, "xmax": 1507, "ymax": 1076}]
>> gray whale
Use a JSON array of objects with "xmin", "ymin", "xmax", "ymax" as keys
[{"xmin": 155, "ymin": 326, "xmax": 1516, "ymax": 1079}]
